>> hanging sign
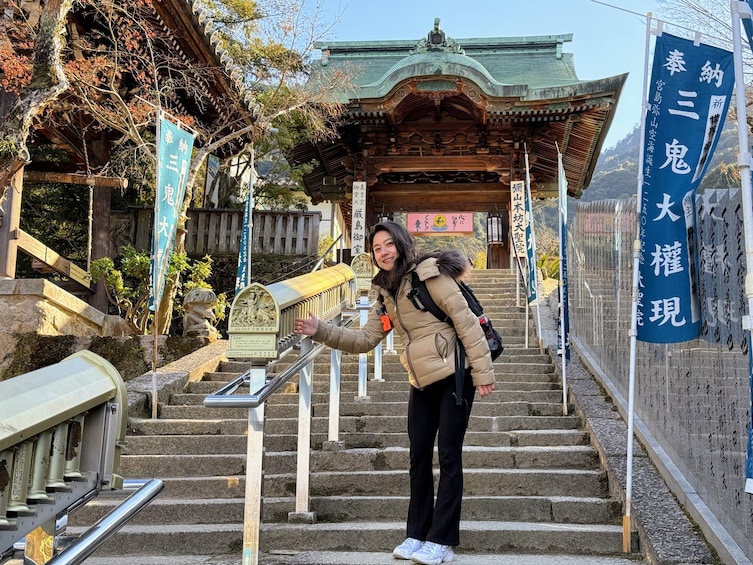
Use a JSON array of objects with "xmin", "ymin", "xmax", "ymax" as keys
[
  {"xmin": 407, "ymin": 212, "xmax": 474, "ymax": 235},
  {"xmin": 351, "ymin": 181, "xmax": 367, "ymax": 254},
  {"xmin": 510, "ymin": 181, "xmax": 526, "ymax": 257}
]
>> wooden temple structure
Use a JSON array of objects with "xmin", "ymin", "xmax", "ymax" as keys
[
  {"xmin": 291, "ymin": 19, "xmax": 626, "ymax": 267},
  {"xmin": 0, "ymin": 0, "xmax": 256, "ymax": 310}
]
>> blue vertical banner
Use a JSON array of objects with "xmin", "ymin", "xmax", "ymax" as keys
[
  {"xmin": 557, "ymin": 150, "xmax": 570, "ymax": 360},
  {"xmin": 150, "ymin": 112, "xmax": 195, "ymax": 311},
  {"xmin": 235, "ymin": 190, "xmax": 253, "ymax": 295},
  {"xmin": 637, "ymin": 33, "xmax": 733, "ymax": 343}
]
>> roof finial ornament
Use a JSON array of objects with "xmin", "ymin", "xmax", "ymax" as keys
[
  {"xmin": 411, "ymin": 18, "xmax": 464, "ymax": 55},
  {"xmin": 428, "ymin": 18, "xmax": 445, "ymax": 47}
]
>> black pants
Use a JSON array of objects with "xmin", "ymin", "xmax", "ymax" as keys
[{"xmin": 406, "ymin": 371, "xmax": 475, "ymax": 547}]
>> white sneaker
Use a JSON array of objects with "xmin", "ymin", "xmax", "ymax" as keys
[
  {"xmin": 393, "ymin": 537, "xmax": 424, "ymax": 560},
  {"xmin": 411, "ymin": 541, "xmax": 455, "ymax": 564}
]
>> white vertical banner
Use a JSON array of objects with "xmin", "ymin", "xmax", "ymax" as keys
[
  {"xmin": 351, "ymin": 181, "xmax": 367, "ymax": 254},
  {"xmin": 510, "ymin": 180, "xmax": 526, "ymax": 258}
]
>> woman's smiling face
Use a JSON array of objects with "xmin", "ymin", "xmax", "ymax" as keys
[{"xmin": 371, "ymin": 229, "xmax": 398, "ymax": 271}]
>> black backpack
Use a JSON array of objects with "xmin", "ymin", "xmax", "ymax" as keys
[{"xmin": 405, "ymin": 272, "xmax": 503, "ymax": 405}]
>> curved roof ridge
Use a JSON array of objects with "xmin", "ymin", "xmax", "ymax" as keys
[{"xmin": 361, "ymin": 51, "xmax": 504, "ymax": 90}]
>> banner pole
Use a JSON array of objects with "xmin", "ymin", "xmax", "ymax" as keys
[
  {"xmin": 151, "ymin": 111, "xmax": 162, "ymax": 421},
  {"xmin": 556, "ymin": 144, "xmax": 569, "ymax": 417},
  {"xmin": 624, "ymin": 12, "xmax": 655, "ymax": 553},
  {"xmin": 524, "ymin": 147, "xmax": 543, "ymax": 352},
  {"xmin": 730, "ymin": 0, "xmax": 753, "ymax": 494},
  {"xmin": 152, "ymin": 311, "xmax": 159, "ymax": 419}
]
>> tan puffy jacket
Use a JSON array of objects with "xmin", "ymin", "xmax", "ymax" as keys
[{"xmin": 312, "ymin": 255, "xmax": 495, "ymax": 390}]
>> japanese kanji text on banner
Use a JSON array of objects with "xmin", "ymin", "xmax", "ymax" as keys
[
  {"xmin": 150, "ymin": 113, "xmax": 195, "ymax": 311},
  {"xmin": 637, "ymin": 33, "xmax": 733, "ymax": 343}
]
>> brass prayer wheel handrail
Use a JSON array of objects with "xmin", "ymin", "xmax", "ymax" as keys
[{"xmin": 226, "ymin": 263, "xmax": 356, "ymax": 360}]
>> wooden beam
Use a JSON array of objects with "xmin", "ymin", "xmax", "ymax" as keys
[
  {"xmin": 17, "ymin": 229, "xmax": 93, "ymax": 291},
  {"xmin": 24, "ymin": 171, "xmax": 128, "ymax": 189},
  {"xmin": 0, "ymin": 168, "xmax": 23, "ymax": 278},
  {"xmin": 368, "ymin": 155, "xmax": 507, "ymax": 173}
]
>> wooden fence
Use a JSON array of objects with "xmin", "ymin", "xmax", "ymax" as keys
[{"xmin": 131, "ymin": 208, "xmax": 321, "ymax": 257}]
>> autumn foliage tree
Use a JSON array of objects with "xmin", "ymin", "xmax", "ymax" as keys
[{"xmin": 0, "ymin": 0, "xmax": 349, "ymax": 333}]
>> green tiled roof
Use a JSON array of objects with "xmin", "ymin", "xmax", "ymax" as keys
[{"xmin": 311, "ymin": 32, "xmax": 592, "ymax": 101}]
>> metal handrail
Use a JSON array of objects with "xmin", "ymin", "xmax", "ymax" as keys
[
  {"xmin": 46, "ymin": 479, "xmax": 164, "ymax": 565},
  {"xmin": 311, "ymin": 234, "xmax": 343, "ymax": 273},
  {"xmin": 204, "ymin": 312, "xmax": 358, "ymax": 408},
  {"xmin": 510, "ymin": 235, "xmax": 531, "ymax": 299}
]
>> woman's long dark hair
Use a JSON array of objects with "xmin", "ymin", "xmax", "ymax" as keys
[{"xmin": 368, "ymin": 221, "xmax": 417, "ymax": 292}]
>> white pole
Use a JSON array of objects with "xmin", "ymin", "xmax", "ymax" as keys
[
  {"xmin": 524, "ymin": 149, "xmax": 544, "ymax": 352},
  {"xmin": 624, "ymin": 12, "xmax": 655, "ymax": 553},
  {"xmin": 731, "ymin": 0, "xmax": 753, "ymax": 495},
  {"xmin": 556, "ymin": 144, "xmax": 569, "ymax": 417}
]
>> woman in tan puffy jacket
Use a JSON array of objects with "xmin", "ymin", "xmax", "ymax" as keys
[{"xmin": 294, "ymin": 220, "xmax": 494, "ymax": 565}]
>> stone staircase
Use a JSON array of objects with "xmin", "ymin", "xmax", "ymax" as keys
[{"xmin": 67, "ymin": 269, "xmax": 637, "ymax": 563}]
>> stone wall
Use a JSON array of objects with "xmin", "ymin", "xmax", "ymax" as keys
[
  {"xmin": 0, "ymin": 279, "xmax": 206, "ymax": 381},
  {"xmin": 0, "ymin": 279, "xmax": 109, "ymax": 336}
]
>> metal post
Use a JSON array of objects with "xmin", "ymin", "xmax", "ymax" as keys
[
  {"xmin": 242, "ymin": 365, "xmax": 266, "ymax": 565},
  {"xmin": 356, "ymin": 296, "xmax": 370, "ymax": 400},
  {"xmin": 624, "ymin": 12, "xmax": 655, "ymax": 554},
  {"xmin": 731, "ymin": 0, "xmax": 753, "ymax": 497},
  {"xmin": 291, "ymin": 338, "xmax": 315, "ymax": 522},
  {"xmin": 385, "ymin": 330, "xmax": 396, "ymax": 354},
  {"xmin": 326, "ymin": 345, "xmax": 342, "ymax": 446},
  {"xmin": 373, "ymin": 341, "xmax": 383, "ymax": 381}
]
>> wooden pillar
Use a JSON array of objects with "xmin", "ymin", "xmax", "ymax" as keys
[
  {"xmin": 0, "ymin": 167, "xmax": 23, "ymax": 279},
  {"xmin": 487, "ymin": 244, "xmax": 509, "ymax": 269},
  {"xmin": 90, "ymin": 184, "xmax": 110, "ymax": 311}
]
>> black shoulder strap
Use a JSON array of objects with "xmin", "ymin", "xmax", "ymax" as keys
[
  {"xmin": 457, "ymin": 281, "xmax": 484, "ymax": 317},
  {"xmin": 406, "ymin": 271, "xmax": 452, "ymax": 325},
  {"xmin": 407, "ymin": 271, "xmax": 472, "ymax": 407}
]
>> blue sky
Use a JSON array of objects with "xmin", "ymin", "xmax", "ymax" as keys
[{"xmin": 315, "ymin": 0, "xmax": 661, "ymax": 149}]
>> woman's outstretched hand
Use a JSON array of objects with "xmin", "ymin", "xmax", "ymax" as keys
[
  {"xmin": 477, "ymin": 383, "xmax": 494, "ymax": 397},
  {"xmin": 294, "ymin": 312, "xmax": 319, "ymax": 336}
]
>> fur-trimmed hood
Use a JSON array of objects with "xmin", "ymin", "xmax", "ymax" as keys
[{"xmin": 412, "ymin": 249, "xmax": 470, "ymax": 282}]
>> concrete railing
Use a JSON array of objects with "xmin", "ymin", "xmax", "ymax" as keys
[{"xmin": 0, "ymin": 350, "xmax": 156, "ymax": 563}]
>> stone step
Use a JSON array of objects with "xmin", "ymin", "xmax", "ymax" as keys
[
  {"xmin": 71, "ymin": 494, "xmax": 619, "ymax": 526},
  {"xmin": 153, "ymin": 400, "xmax": 568, "ymax": 419},
  {"xmin": 109, "ymin": 468, "xmax": 607, "ymax": 499},
  {"xmin": 189, "ymin": 368, "xmax": 556, "ymax": 393},
  {"xmin": 129, "ymin": 414, "xmax": 580, "ymax": 436},
  {"xmin": 118, "ymin": 445, "xmax": 599, "ymax": 477},
  {"xmin": 185, "ymin": 375, "xmax": 559, "ymax": 396},
  {"xmin": 78, "ymin": 553, "xmax": 646, "ymax": 565},
  {"xmin": 215, "ymin": 348, "xmax": 548, "ymax": 374},
  {"xmin": 124, "ymin": 428, "xmax": 589, "ymax": 453},
  {"xmin": 158, "ymin": 392, "xmax": 565, "ymax": 418},
  {"xmin": 151, "ymin": 411, "xmax": 575, "ymax": 434},
  {"xmin": 68, "ymin": 520, "xmax": 625, "ymax": 557}
]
